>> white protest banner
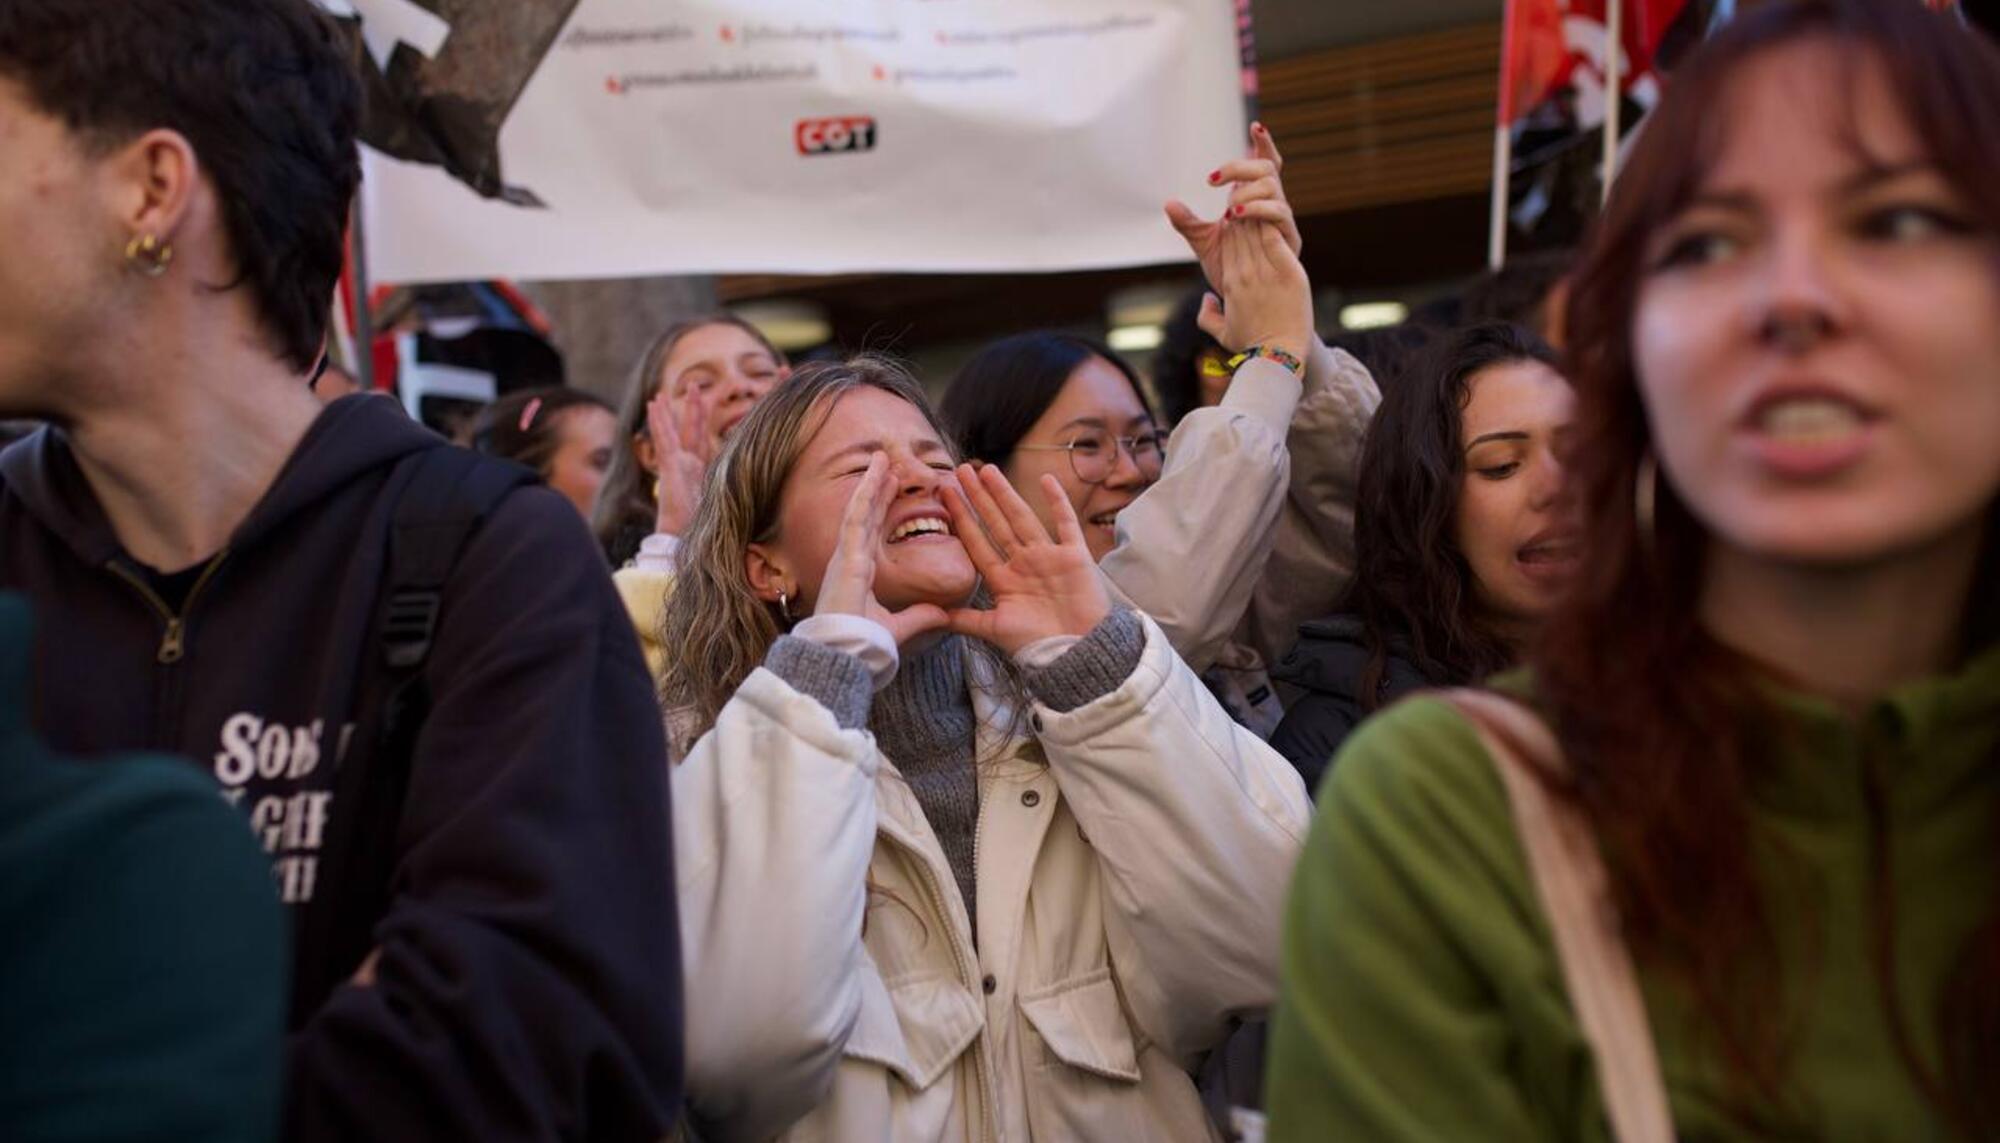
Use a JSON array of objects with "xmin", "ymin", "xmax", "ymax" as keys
[{"xmin": 335, "ymin": 0, "xmax": 1250, "ymax": 285}]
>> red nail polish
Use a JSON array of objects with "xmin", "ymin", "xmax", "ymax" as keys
[
  {"xmin": 1207, "ymin": 169, "xmax": 1221, "ymax": 184},
  {"xmin": 1231, "ymin": 204, "xmax": 1245, "ymax": 218}
]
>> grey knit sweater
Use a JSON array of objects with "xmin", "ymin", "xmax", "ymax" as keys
[{"xmin": 764, "ymin": 609, "xmax": 1146, "ymax": 944}]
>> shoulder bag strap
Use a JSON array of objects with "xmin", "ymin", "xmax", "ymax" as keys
[
  {"xmin": 290, "ymin": 445, "xmax": 536, "ymax": 1023},
  {"xmin": 1442, "ymin": 688, "xmax": 1675, "ymax": 1143}
]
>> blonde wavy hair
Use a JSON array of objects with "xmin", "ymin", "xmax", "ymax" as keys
[{"xmin": 659, "ymin": 354, "xmax": 1022, "ymax": 747}]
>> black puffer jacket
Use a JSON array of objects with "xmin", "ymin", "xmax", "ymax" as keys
[{"xmin": 1269, "ymin": 615, "xmax": 1433, "ymax": 797}]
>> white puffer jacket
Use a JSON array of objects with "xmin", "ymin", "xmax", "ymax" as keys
[{"xmin": 673, "ymin": 615, "xmax": 1311, "ymax": 1141}]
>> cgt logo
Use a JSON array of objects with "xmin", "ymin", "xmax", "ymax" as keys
[{"xmin": 796, "ymin": 116, "xmax": 878, "ymax": 156}]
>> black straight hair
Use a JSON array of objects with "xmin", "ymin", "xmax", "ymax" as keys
[
  {"xmin": 941, "ymin": 331, "xmax": 1156, "ymax": 465},
  {"xmin": 1152, "ymin": 288, "xmax": 1222, "ymax": 428}
]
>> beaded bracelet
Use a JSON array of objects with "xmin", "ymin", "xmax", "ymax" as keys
[{"xmin": 1224, "ymin": 344, "xmax": 1305, "ymax": 378}]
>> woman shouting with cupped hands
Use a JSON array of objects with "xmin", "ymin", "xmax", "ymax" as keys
[{"xmin": 659, "ymin": 354, "xmax": 1311, "ymax": 1142}]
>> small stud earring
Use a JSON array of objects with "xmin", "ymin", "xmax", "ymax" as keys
[{"xmin": 124, "ymin": 233, "xmax": 173, "ymax": 278}]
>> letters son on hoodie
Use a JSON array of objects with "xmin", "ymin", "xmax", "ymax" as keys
[{"xmin": 0, "ymin": 394, "xmax": 684, "ymax": 1141}]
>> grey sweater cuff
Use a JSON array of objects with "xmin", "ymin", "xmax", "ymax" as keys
[
  {"xmin": 765, "ymin": 635, "xmax": 873, "ymax": 730},
  {"xmin": 1024, "ymin": 608, "xmax": 1146, "ymax": 713}
]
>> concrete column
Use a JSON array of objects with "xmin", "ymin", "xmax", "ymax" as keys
[{"xmin": 520, "ymin": 275, "xmax": 719, "ymax": 403}]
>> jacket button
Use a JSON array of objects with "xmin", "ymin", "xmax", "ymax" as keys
[
  {"xmin": 1021, "ymin": 790, "xmax": 1041, "ymax": 808},
  {"xmin": 982, "ymin": 974, "xmax": 997, "ymax": 994}
]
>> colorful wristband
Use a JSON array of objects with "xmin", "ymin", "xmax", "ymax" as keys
[{"xmin": 1225, "ymin": 344, "xmax": 1306, "ymax": 379}]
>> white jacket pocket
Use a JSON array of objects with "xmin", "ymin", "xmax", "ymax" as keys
[
  {"xmin": 842, "ymin": 970, "xmax": 984, "ymax": 1091},
  {"xmin": 1017, "ymin": 968, "xmax": 1142, "ymax": 1083}
]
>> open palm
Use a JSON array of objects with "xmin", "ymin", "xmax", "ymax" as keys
[
  {"xmin": 647, "ymin": 387, "xmax": 715, "ymax": 536},
  {"xmin": 941, "ymin": 464, "xmax": 1111, "ymax": 655}
]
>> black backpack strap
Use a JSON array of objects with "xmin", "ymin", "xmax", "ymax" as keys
[{"xmin": 290, "ymin": 445, "xmax": 537, "ymax": 1024}]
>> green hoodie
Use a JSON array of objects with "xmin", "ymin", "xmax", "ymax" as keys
[{"xmin": 1266, "ymin": 644, "xmax": 2000, "ymax": 1141}]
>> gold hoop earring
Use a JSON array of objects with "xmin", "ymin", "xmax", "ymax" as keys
[
  {"xmin": 1635, "ymin": 450, "xmax": 1659, "ymax": 559},
  {"xmin": 124, "ymin": 233, "xmax": 173, "ymax": 278}
]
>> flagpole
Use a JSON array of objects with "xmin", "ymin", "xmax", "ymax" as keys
[
  {"xmin": 349, "ymin": 192, "xmax": 377, "ymax": 392},
  {"xmin": 1491, "ymin": 1, "xmax": 1521, "ymax": 271},
  {"xmin": 1489, "ymin": 125, "xmax": 1511, "ymax": 270},
  {"xmin": 1602, "ymin": 0, "xmax": 1624, "ymax": 202},
  {"xmin": 335, "ymin": 21, "xmax": 379, "ymax": 394}
]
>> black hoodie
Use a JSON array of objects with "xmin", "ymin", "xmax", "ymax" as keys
[{"xmin": 0, "ymin": 395, "xmax": 682, "ymax": 1141}]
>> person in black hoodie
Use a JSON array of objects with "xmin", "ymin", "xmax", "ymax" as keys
[
  {"xmin": 1270, "ymin": 324, "xmax": 1575, "ymax": 794},
  {"xmin": 0, "ymin": 2, "xmax": 681, "ymax": 1139}
]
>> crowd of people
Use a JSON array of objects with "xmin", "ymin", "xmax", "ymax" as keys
[{"xmin": 0, "ymin": 0, "xmax": 1994, "ymax": 1141}]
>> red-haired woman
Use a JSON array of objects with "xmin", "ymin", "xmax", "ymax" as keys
[{"xmin": 1268, "ymin": 1, "xmax": 2000, "ymax": 1138}]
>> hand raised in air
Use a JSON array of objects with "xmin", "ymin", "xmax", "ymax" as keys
[{"xmin": 1163, "ymin": 122, "xmax": 1313, "ymax": 359}]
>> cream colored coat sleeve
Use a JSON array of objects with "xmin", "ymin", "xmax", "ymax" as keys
[
  {"xmin": 1035, "ymin": 615, "xmax": 1314, "ymax": 1060},
  {"xmin": 672, "ymin": 669, "xmax": 881, "ymax": 1142},
  {"xmin": 1240, "ymin": 344, "xmax": 1382, "ymax": 667},
  {"xmin": 1099, "ymin": 356, "xmax": 1301, "ymax": 673}
]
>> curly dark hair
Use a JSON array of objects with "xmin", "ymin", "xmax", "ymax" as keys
[
  {"xmin": 1344, "ymin": 321, "xmax": 1560, "ymax": 709},
  {"xmin": 0, "ymin": 0, "xmax": 362, "ymax": 372}
]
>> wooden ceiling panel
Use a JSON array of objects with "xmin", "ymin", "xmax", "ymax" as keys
[{"xmin": 1258, "ymin": 22, "xmax": 1500, "ymax": 218}]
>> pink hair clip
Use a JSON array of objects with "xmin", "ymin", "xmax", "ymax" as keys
[{"xmin": 518, "ymin": 397, "xmax": 545, "ymax": 432}]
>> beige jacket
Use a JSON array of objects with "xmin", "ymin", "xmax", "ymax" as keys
[
  {"xmin": 1239, "ymin": 343, "xmax": 1381, "ymax": 670},
  {"xmin": 673, "ymin": 616, "xmax": 1311, "ymax": 1141},
  {"xmin": 1098, "ymin": 355, "xmax": 1298, "ymax": 674},
  {"xmin": 1102, "ymin": 342, "xmax": 1380, "ymax": 712}
]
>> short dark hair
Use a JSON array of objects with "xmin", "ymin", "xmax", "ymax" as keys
[
  {"xmin": 1454, "ymin": 248, "xmax": 1577, "ymax": 332},
  {"xmin": 0, "ymin": 0, "xmax": 362, "ymax": 372},
  {"xmin": 941, "ymin": 332, "xmax": 1156, "ymax": 466},
  {"xmin": 1152, "ymin": 288, "xmax": 1222, "ymax": 428},
  {"xmin": 1344, "ymin": 321, "xmax": 1561, "ymax": 706}
]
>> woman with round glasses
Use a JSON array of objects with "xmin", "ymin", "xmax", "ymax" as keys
[
  {"xmin": 945, "ymin": 335, "xmax": 1174, "ymax": 563},
  {"xmin": 1015, "ymin": 417, "xmax": 1171, "ymax": 512},
  {"xmin": 942, "ymin": 142, "xmax": 1354, "ymax": 731}
]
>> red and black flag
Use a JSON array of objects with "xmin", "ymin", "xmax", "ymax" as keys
[{"xmin": 1493, "ymin": 0, "xmax": 1704, "ymax": 257}]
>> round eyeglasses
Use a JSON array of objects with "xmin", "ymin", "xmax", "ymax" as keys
[{"xmin": 1014, "ymin": 428, "xmax": 1168, "ymax": 485}]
